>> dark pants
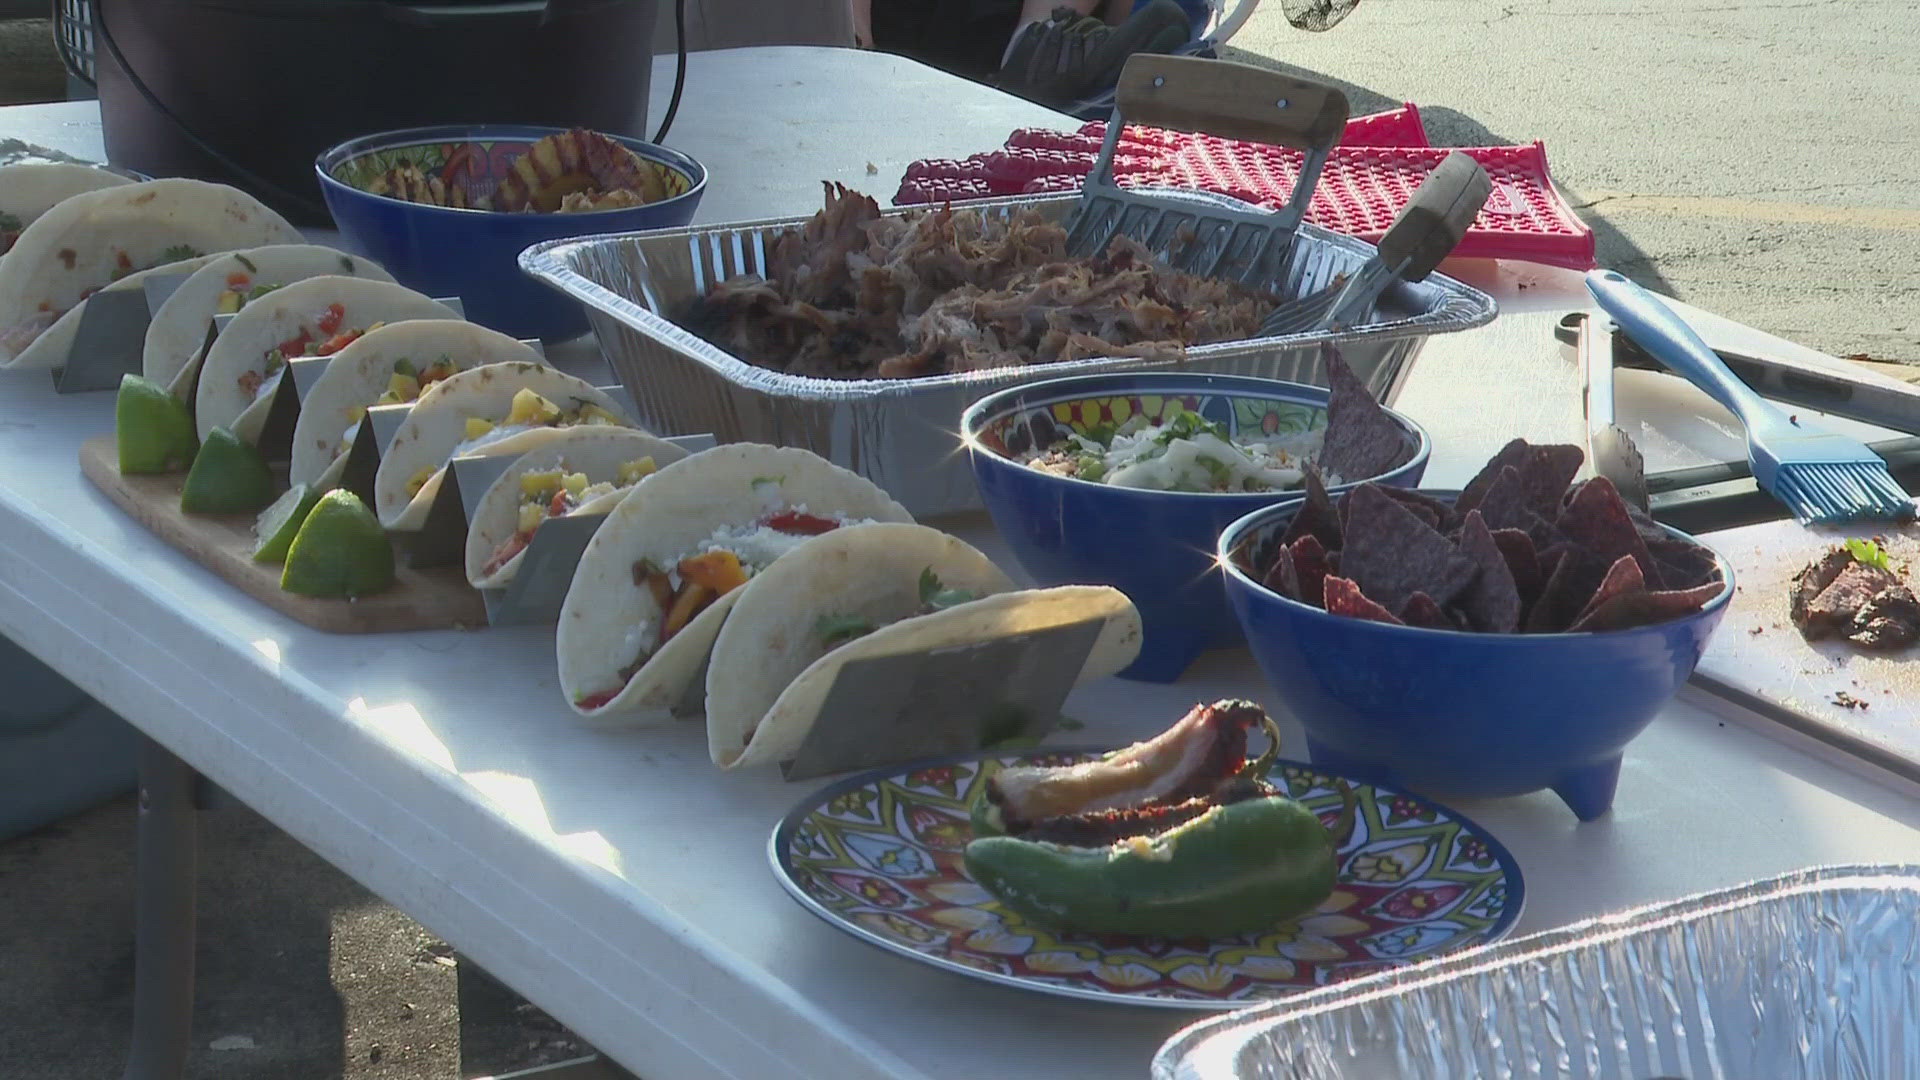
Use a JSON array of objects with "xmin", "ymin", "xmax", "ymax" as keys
[{"xmin": 871, "ymin": 0, "xmax": 1025, "ymax": 82}]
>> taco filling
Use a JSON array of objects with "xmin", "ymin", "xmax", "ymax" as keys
[
  {"xmin": 573, "ymin": 504, "xmax": 872, "ymax": 709},
  {"xmin": 1023, "ymin": 403, "xmax": 1335, "ymax": 493},
  {"xmin": 240, "ymin": 303, "xmax": 387, "ymax": 401},
  {"xmin": 812, "ymin": 568, "xmax": 983, "ymax": 648},
  {"xmin": 481, "ymin": 457, "xmax": 660, "ymax": 576},
  {"xmin": 1, "ymin": 244, "xmax": 203, "ymax": 354},
  {"xmin": 337, "ymin": 355, "xmax": 461, "ymax": 457},
  {"xmin": 0, "ymin": 212, "xmax": 21, "ymax": 256},
  {"xmin": 403, "ymin": 388, "xmax": 624, "ymax": 497}
]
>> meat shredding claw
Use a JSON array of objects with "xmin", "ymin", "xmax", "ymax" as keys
[{"xmin": 1064, "ymin": 54, "xmax": 1349, "ymax": 294}]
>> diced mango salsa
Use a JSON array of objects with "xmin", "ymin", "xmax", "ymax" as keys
[
  {"xmin": 678, "ymin": 549, "xmax": 749, "ymax": 595},
  {"xmin": 407, "ymin": 465, "xmax": 436, "ymax": 497},
  {"xmin": 616, "ymin": 457, "xmax": 657, "ymax": 485},
  {"xmin": 562, "ymin": 472, "xmax": 589, "ymax": 496},
  {"xmin": 520, "ymin": 469, "xmax": 563, "ymax": 497},
  {"xmin": 579, "ymin": 404, "xmax": 619, "ymax": 426},
  {"xmin": 506, "ymin": 388, "xmax": 560, "ymax": 426},
  {"xmin": 465, "ymin": 417, "xmax": 496, "ymax": 440},
  {"xmin": 517, "ymin": 502, "xmax": 544, "ymax": 533},
  {"xmin": 215, "ymin": 289, "xmax": 245, "ymax": 314},
  {"xmin": 386, "ymin": 373, "xmax": 420, "ymax": 401},
  {"xmin": 346, "ymin": 404, "xmax": 367, "ymax": 424}
]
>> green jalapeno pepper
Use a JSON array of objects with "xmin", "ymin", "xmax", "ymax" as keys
[{"xmin": 962, "ymin": 786, "xmax": 1345, "ymax": 939}]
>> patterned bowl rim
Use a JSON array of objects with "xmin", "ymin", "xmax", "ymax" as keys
[
  {"xmin": 767, "ymin": 745, "xmax": 1528, "ymax": 1010},
  {"xmin": 1217, "ymin": 488, "xmax": 1737, "ymax": 643},
  {"xmin": 959, "ymin": 371, "xmax": 1432, "ymax": 500},
  {"xmin": 312, "ymin": 123, "xmax": 709, "ymax": 219}
]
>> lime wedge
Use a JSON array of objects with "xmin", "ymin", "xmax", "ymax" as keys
[
  {"xmin": 251, "ymin": 483, "xmax": 322, "ymax": 563},
  {"xmin": 280, "ymin": 489, "xmax": 395, "ymax": 599},
  {"xmin": 116, "ymin": 373, "xmax": 197, "ymax": 474},
  {"xmin": 180, "ymin": 428, "xmax": 274, "ymax": 514}
]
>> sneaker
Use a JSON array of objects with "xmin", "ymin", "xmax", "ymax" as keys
[{"xmin": 999, "ymin": 1, "xmax": 1194, "ymax": 110}]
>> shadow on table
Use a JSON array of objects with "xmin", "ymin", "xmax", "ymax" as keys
[{"xmin": 1214, "ymin": 47, "xmax": 1678, "ymax": 298}]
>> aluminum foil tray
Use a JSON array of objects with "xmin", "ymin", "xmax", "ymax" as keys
[
  {"xmin": 520, "ymin": 194, "xmax": 1496, "ymax": 516},
  {"xmin": 1153, "ymin": 865, "xmax": 1920, "ymax": 1080}
]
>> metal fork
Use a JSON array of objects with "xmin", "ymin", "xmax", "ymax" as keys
[
  {"xmin": 1258, "ymin": 151, "xmax": 1492, "ymax": 337},
  {"xmin": 1587, "ymin": 270, "xmax": 1918, "ymax": 526}
]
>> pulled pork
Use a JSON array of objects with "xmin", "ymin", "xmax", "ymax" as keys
[{"xmin": 680, "ymin": 183, "xmax": 1276, "ymax": 380}]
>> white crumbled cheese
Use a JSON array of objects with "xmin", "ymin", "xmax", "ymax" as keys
[
  {"xmin": 453, "ymin": 423, "xmax": 536, "ymax": 457},
  {"xmin": 693, "ymin": 511, "xmax": 874, "ymax": 573}
]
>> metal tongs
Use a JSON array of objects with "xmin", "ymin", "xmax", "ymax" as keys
[{"xmin": 1257, "ymin": 151, "xmax": 1492, "ymax": 337}]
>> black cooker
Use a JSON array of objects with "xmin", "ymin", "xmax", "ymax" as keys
[{"xmin": 87, "ymin": 0, "xmax": 666, "ymax": 224}]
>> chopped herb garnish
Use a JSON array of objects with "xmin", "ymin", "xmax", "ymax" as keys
[
  {"xmin": 918, "ymin": 567, "xmax": 981, "ymax": 612},
  {"xmin": 1847, "ymin": 538, "xmax": 1894, "ymax": 573},
  {"xmin": 815, "ymin": 613, "xmax": 877, "ymax": 648},
  {"xmin": 1074, "ymin": 455, "xmax": 1108, "ymax": 483},
  {"xmin": 1197, "ymin": 455, "xmax": 1232, "ymax": 489},
  {"xmin": 1154, "ymin": 404, "xmax": 1229, "ymax": 446},
  {"xmin": 393, "ymin": 357, "xmax": 418, "ymax": 377},
  {"xmin": 338, "ymin": 254, "xmax": 356, "ymax": 273},
  {"xmin": 234, "ymin": 253, "xmax": 258, "ymax": 275},
  {"xmin": 160, "ymin": 244, "xmax": 200, "ymax": 263},
  {"xmin": 247, "ymin": 282, "xmax": 280, "ymax": 300},
  {"xmin": 1081, "ymin": 421, "xmax": 1119, "ymax": 447}
]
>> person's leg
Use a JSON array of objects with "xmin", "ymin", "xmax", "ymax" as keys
[{"xmin": 997, "ymin": 0, "xmax": 1191, "ymax": 108}]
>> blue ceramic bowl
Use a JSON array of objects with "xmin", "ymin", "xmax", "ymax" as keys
[
  {"xmin": 316, "ymin": 124, "xmax": 707, "ymax": 341},
  {"xmin": 962, "ymin": 372, "xmax": 1431, "ymax": 684},
  {"xmin": 1217, "ymin": 493, "xmax": 1734, "ymax": 821}
]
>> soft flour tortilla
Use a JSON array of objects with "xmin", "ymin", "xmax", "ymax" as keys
[
  {"xmin": 144, "ymin": 245, "xmax": 395, "ymax": 396},
  {"xmin": 0, "ymin": 178, "xmax": 300, "ymax": 365},
  {"xmin": 464, "ymin": 427, "xmax": 691, "ymax": 589},
  {"xmin": 374, "ymin": 361, "xmax": 635, "ymax": 530},
  {"xmin": 0, "ymin": 162, "xmax": 135, "ymax": 250},
  {"xmin": 555, "ymin": 444, "xmax": 914, "ymax": 727},
  {"xmin": 8, "ymin": 252, "xmax": 221, "ymax": 371},
  {"xmin": 195, "ymin": 275, "xmax": 457, "ymax": 444},
  {"xmin": 707, "ymin": 524, "xmax": 1142, "ymax": 768},
  {"xmin": 290, "ymin": 320, "xmax": 546, "ymax": 491}
]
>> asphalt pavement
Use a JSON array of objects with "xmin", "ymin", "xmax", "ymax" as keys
[
  {"xmin": 1227, "ymin": 0, "xmax": 1918, "ymax": 363},
  {"xmin": 2, "ymin": 4, "xmax": 1916, "ymax": 1079}
]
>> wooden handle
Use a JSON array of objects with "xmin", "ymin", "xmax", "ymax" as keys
[
  {"xmin": 1114, "ymin": 54, "xmax": 1349, "ymax": 150},
  {"xmin": 1375, "ymin": 152, "xmax": 1492, "ymax": 282}
]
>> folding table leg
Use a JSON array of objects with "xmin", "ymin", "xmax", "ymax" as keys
[{"xmin": 122, "ymin": 734, "xmax": 198, "ymax": 1080}]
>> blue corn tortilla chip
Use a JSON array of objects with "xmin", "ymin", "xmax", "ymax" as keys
[
  {"xmin": 1458, "ymin": 439, "xmax": 1585, "ymax": 521},
  {"xmin": 1489, "ymin": 527, "xmax": 1544, "ymax": 603},
  {"xmin": 1524, "ymin": 547, "xmax": 1609, "ymax": 633},
  {"xmin": 1398, "ymin": 591, "xmax": 1454, "ymax": 629},
  {"xmin": 1571, "ymin": 554, "xmax": 1646, "ymax": 628},
  {"xmin": 1470, "ymin": 465, "xmax": 1535, "ymax": 533},
  {"xmin": 1456, "ymin": 510, "xmax": 1523, "ymax": 633},
  {"xmin": 1318, "ymin": 345, "xmax": 1416, "ymax": 483},
  {"xmin": 1283, "ymin": 464, "xmax": 1343, "ymax": 551},
  {"xmin": 1568, "ymin": 582, "xmax": 1726, "ymax": 633},
  {"xmin": 1323, "ymin": 575, "xmax": 1405, "ymax": 625},
  {"xmin": 1339, "ymin": 483, "xmax": 1480, "ymax": 613},
  {"xmin": 1559, "ymin": 476, "xmax": 1663, "ymax": 588}
]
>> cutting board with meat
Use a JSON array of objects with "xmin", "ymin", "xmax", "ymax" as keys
[{"xmin": 1692, "ymin": 504, "xmax": 1920, "ymax": 775}]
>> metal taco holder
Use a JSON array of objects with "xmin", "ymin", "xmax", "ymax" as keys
[
  {"xmin": 1153, "ymin": 865, "xmax": 1920, "ymax": 1080},
  {"xmin": 520, "ymin": 59, "xmax": 1497, "ymax": 518}
]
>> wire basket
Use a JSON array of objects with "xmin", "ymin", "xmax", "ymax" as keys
[{"xmin": 54, "ymin": 0, "xmax": 96, "ymax": 86}]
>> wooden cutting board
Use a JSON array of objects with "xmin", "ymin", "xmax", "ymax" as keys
[
  {"xmin": 79, "ymin": 435, "xmax": 487, "ymax": 634},
  {"xmin": 1694, "ymin": 502, "xmax": 1920, "ymax": 777}
]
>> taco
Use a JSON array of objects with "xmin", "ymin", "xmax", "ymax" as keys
[
  {"xmin": 195, "ymin": 275, "xmax": 460, "ymax": 443},
  {"xmin": 0, "ymin": 178, "xmax": 300, "ymax": 365},
  {"xmin": 289, "ymin": 320, "xmax": 547, "ymax": 491},
  {"xmin": 8, "ymin": 252, "xmax": 224, "ymax": 371},
  {"xmin": 464, "ymin": 427, "xmax": 691, "ymax": 589},
  {"xmin": 373, "ymin": 361, "xmax": 636, "ymax": 529},
  {"xmin": 0, "ymin": 162, "xmax": 136, "ymax": 255},
  {"xmin": 556, "ymin": 444, "xmax": 914, "ymax": 723},
  {"xmin": 705, "ymin": 523, "xmax": 1142, "ymax": 768},
  {"xmin": 144, "ymin": 245, "xmax": 396, "ymax": 396}
]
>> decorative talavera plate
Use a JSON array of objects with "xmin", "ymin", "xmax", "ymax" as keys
[{"xmin": 768, "ymin": 750, "xmax": 1525, "ymax": 1009}]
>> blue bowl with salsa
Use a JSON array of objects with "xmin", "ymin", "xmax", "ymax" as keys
[
  {"xmin": 961, "ymin": 371, "xmax": 1430, "ymax": 683},
  {"xmin": 316, "ymin": 124, "xmax": 707, "ymax": 341}
]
